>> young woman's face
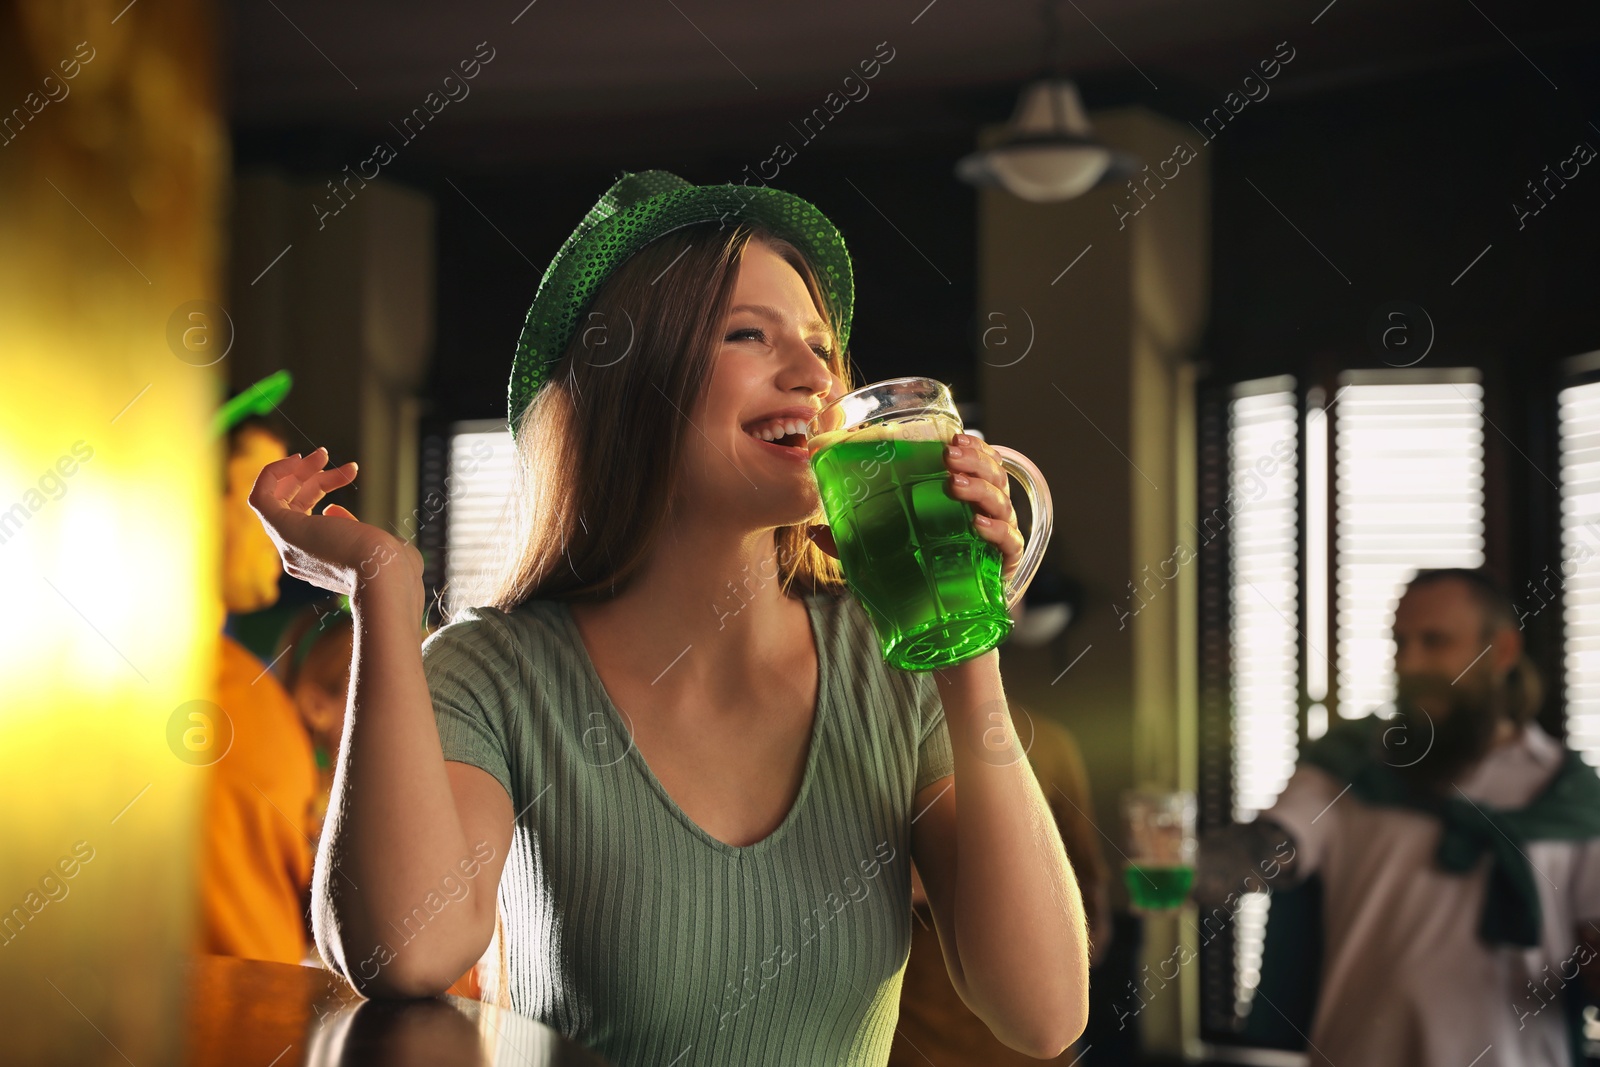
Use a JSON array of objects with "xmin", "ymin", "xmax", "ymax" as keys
[{"xmin": 680, "ymin": 239, "xmax": 845, "ymax": 529}]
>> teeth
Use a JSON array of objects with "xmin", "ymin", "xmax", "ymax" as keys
[{"xmin": 745, "ymin": 417, "xmax": 809, "ymax": 443}]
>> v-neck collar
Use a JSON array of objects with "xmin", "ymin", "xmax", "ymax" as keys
[{"xmin": 553, "ymin": 593, "xmax": 831, "ymax": 858}]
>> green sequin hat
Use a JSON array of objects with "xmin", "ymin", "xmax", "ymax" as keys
[{"xmin": 507, "ymin": 169, "xmax": 855, "ymax": 438}]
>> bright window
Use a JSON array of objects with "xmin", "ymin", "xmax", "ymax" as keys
[
  {"xmin": 442, "ymin": 421, "xmax": 517, "ymax": 606},
  {"xmin": 1558, "ymin": 379, "xmax": 1600, "ymax": 768},
  {"xmin": 1228, "ymin": 380, "xmax": 1300, "ymax": 822},
  {"xmin": 1332, "ymin": 375, "xmax": 1485, "ymax": 720}
]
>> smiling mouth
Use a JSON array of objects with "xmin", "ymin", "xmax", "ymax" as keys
[{"xmin": 742, "ymin": 426, "xmax": 810, "ymax": 450}]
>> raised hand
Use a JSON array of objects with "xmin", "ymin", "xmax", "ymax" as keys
[{"xmin": 247, "ymin": 446, "xmax": 421, "ymax": 596}]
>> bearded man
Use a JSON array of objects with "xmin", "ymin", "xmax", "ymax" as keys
[{"xmin": 1198, "ymin": 568, "xmax": 1600, "ymax": 1067}]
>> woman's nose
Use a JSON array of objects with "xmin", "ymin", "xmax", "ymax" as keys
[{"xmin": 783, "ymin": 339, "xmax": 834, "ymax": 397}]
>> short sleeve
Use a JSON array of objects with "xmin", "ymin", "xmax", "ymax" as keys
[
  {"xmin": 912, "ymin": 670, "xmax": 955, "ymax": 794},
  {"xmin": 422, "ymin": 607, "xmax": 523, "ymax": 804},
  {"xmin": 1259, "ymin": 763, "xmax": 1346, "ymax": 879}
]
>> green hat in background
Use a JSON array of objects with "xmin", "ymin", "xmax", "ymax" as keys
[
  {"xmin": 213, "ymin": 369, "xmax": 293, "ymax": 437},
  {"xmin": 507, "ymin": 170, "xmax": 855, "ymax": 438}
]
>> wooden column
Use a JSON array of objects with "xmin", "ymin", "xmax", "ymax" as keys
[
  {"xmin": 978, "ymin": 105, "xmax": 1210, "ymax": 1058},
  {"xmin": 228, "ymin": 171, "xmax": 436, "ymax": 538}
]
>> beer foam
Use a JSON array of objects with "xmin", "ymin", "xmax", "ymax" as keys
[{"xmin": 808, "ymin": 414, "xmax": 958, "ymax": 454}]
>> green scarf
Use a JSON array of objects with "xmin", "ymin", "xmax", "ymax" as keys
[{"xmin": 1300, "ymin": 715, "xmax": 1600, "ymax": 947}]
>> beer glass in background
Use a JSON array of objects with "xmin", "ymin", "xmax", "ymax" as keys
[
  {"xmin": 1123, "ymin": 790, "xmax": 1197, "ymax": 911},
  {"xmin": 806, "ymin": 377, "xmax": 1054, "ymax": 672}
]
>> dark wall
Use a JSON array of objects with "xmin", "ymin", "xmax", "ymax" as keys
[
  {"xmin": 1202, "ymin": 48, "xmax": 1600, "ymax": 378},
  {"xmin": 233, "ymin": 38, "xmax": 1600, "ymax": 428},
  {"xmin": 425, "ymin": 152, "xmax": 981, "ymax": 427},
  {"xmin": 1192, "ymin": 44, "xmax": 1600, "ymax": 740}
]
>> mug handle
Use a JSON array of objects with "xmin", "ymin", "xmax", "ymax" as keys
[{"xmin": 989, "ymin": 446, "xmax": 1055, "ymax": 612}]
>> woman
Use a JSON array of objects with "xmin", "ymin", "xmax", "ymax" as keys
[{"xmin": 248, "ymin": 170, "xmax": 1088, "ymax": 1066}]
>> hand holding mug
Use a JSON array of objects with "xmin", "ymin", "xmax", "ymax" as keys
[
  {"xmin": 806, "ymin": 431, "xmax": 1024, "ymax": 585},
  {"xmin": 941, "ymin": 432, "xmax": 1024, "ymax": 585},
  {"xmin": 800, "ymin": 377, "xmax": 1052, "ymax": 672}
]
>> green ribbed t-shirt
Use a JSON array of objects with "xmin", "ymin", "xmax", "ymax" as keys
[{"xmin": 423, "ymin": 589, "xmax": 956, "ymax": 1067}]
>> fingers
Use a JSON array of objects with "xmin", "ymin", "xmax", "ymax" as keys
[
  {"xmin": 259, "ymin": 447, "xmax": 352, "ymax": 512},
  {"xmin": 250, "ymin": 449, "xmax": 322, "ymax": 508},
  {"xmin": 944, "ymin": 434, "xmax": 1014, "ymax": 521},
  {"xmin": 944, "ymin": 433, "xmax": 1023, "ymax": 577},
  {"xmin": 248, "ymin": 449, "xmax": 361, "ymax": 551},
  {"xmin": 973, "ymin": 509, "xmax": 1025, "ymax": 573},
  {"xmin": 282, "ymin": 447, "xmax": 330, "ymax": 496},
  {"xmin": 250, "ymin": 451, "xmax": 307, "ymax": 511},
  {"xmin": 286, "ymin": 458, "xmax": 359, "ymax": 512},
  {"xmin": 946, "ymin": 466, "xmax": 1015, "ymax": 526},
  {"xmin": 944, "ymin": 434, "xmax": 1007, "ymax": 491}
]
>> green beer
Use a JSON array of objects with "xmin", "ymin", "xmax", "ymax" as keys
[
  {"xmin": 809, "ymin": 417, "xmax": 1010, "ymax": 671},
  {"xmin": 1123, "ymin": 864, "xmax": 1196, "ymax": 911},
  {"xmin": 1122, "ymin": 789, "xmax": 1197, "ymax": 912}
]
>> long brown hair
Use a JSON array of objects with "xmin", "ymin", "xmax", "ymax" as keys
[{"xmin": 458, "ymin": 221, "xmax": 855, "ymax": 617}]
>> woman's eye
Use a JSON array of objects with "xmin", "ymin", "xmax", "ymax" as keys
[{"xmin": 726, "ymin": 327, "xmax": 833, "ymax": 361}]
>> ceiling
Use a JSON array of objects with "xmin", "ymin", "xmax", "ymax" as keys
[{"xmin": 223, "ymin": 0, "xmax": 1598, "ymax": 171}]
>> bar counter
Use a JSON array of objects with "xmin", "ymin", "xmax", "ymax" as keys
[{"xmin": 183, "ymin": 954, "xmax": 611, "ymax": 1066}]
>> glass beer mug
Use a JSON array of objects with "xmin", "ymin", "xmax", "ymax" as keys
[
  {"xmin": 1122, "ymin": 789, "xmax": 1197, "ymax": 911},
  {"xmin": 806, "ymin": 377, "xmax": 1054, "ymax": 671}
]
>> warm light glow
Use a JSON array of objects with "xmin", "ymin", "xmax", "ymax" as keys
[
  {"xmin": 955, "ymin": 79, "xmax": 1122, "ymax": 202},
  {"xmin": 988, "ymin": 144, "xmax": 1112, "ymax": 202},
  {"xmin": 0, "ymin": 2, "xmax": 224, "ymax": 1059}
]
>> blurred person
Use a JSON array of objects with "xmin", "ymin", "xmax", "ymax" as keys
[
  {"xmin": 244, "ymin": 170, "xmax": 1089, "ymax": 1064},
  {"xmin": 891, "ymin": 714, "xmax": 1109, "ymax": 1066},
  {"xmin": 1197, "ymin": 567, "xmax": 1600, "ymax": 1066},
  {"xmin": 196, "ymin": 410, "xmax": 321, "ymax": 965},
  {"xmin": 273, "ymin": 597, "xmax": 356, "ymax": 847}
]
